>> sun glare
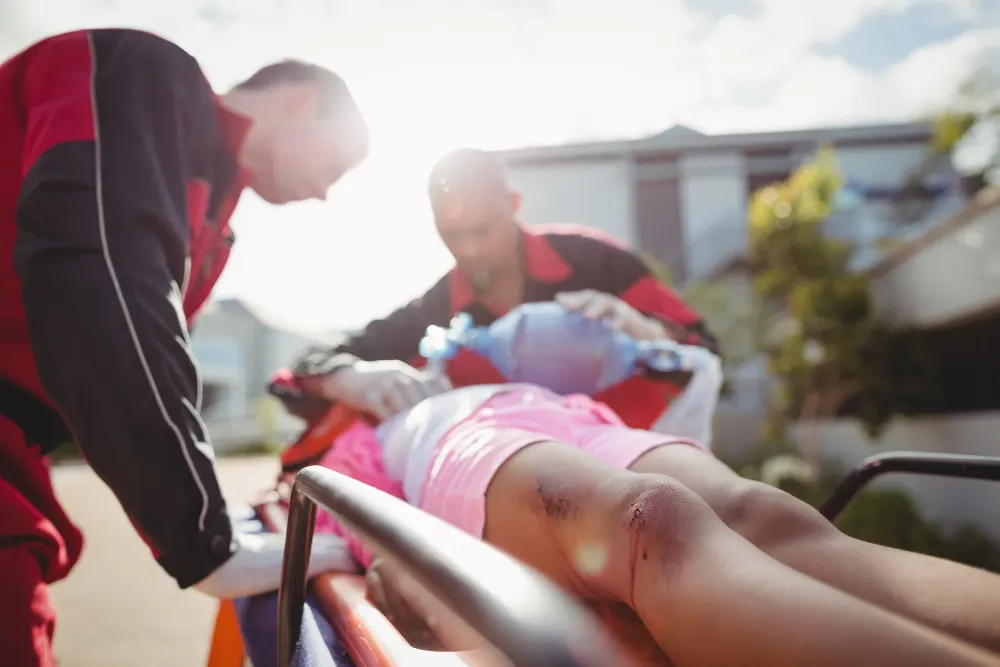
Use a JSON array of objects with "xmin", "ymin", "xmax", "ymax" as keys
[{"xmin": 215, "ymin": 100, "xmax": 499, "ymax": 336}]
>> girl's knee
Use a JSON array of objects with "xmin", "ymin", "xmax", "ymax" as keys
[
  {"xmin": 539, "ymin": 472, "xmax": 710, "ymax": 555},
  {"xmin": 587, "ymin": 475, "xmax": 712, "ymax": 602},
  {"xmin": 724, "ymin": 480, "xmax": 835, "ymax": 548},
  {"xmin": 613, "ymin": 474, "xmax": 710, "ymax": 545},
  {"xmin": 502, "ymin": 447, "xmax": 715, "ymax": 602}
]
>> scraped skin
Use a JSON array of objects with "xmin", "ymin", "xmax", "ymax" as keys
[
  {"xmin": 482, "ymin": 441, "xmax": 1000, "ymax": 667},
  {"xmin": 630, "ymin": 444, "xmax": 1000, "ymax": 654}
]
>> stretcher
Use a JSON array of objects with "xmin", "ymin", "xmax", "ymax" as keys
[
  {"xmin": 207, "ymin": 409, "xmax": 1000, "ymax": 666},
  {"xmin": 205, "ymin": 325, "xmax": 1000, "ymax": 667}
]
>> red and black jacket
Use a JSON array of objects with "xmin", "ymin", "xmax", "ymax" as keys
[
  {"xmin": 293, "ymin": 223, "xmax": 720, "ymax": 449},
  {"xmin": 0, "ymin": 29, "xmax": 248, "ymax": 588}
]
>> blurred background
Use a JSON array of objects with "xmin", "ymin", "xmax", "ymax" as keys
[{"xmin": 4, "ymin": 1, "xmax": 1000, "ymax": 664}]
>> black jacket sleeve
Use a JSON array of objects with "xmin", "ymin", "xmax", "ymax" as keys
[
  {"xmin": 293, "ymin": 275, "xmax": 453, "ymax": 378},
  {"xmin": 14, "ymin": 30, "xmax": 236, "ymax": 589}
]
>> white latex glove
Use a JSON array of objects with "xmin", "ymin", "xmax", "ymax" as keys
[
  {"xmin": 556, "ymin": 290, "xmax": 669, "ymax": 342},
  {"xmin": 320, "ymin": 360, "xmax": 452, "ymax": 420},
  {"xmin": 192, "ymin": 531, "xmax": 357, "ymax": 600}
]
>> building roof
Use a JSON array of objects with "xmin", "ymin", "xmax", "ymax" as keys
[
  {"xmin": 649, "ymin": 124, "xmax": 705, "ymax": 142},
  {"xmin": 495, "ymin": 121, "xmax": 935, "ymax": 167}
]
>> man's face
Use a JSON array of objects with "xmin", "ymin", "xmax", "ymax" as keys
[
  {"xmin": 432, "ymin": 187, "xmax": 520, "ymax": 288},
  {"xmin": 252, "ymin": 116, "xmax": 364, "ymax": 204}
]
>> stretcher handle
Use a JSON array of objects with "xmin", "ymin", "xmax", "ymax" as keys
[
  {"xmin": 277, "ymin": 466, "xmax": 638, "ymax": 667},
  {"xmin": 820, "ymin": 451, "xmax": 1000, "ymax": 521}
]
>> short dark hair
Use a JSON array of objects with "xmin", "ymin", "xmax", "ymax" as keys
[
  {"xmin": 233, "ymin": 60, "xmax": 361, "ymax": 118},
  {"xmin": 234, "ymin": 60, "xmax": 369, "ymax": 165},
  {"xmin": 428, "ymin": 148, "xmax": 511, "ymax": 200}
]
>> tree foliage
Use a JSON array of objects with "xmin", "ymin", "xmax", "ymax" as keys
[
  {"xmin": 935, "ymin": 69, "xmax": 1000, "ymax": 154},
  {"xmin": 747, "ymin": 147, "xmax": 920, "ymax": 442},
  {"xmin": 682, "ymin": 279, "xmax": 760, "ymax": 369},
  {"xmin": 645, "ymin": 147, "xmax": 936, "ymax": 443},
  {"xmin": 904, "ymin": 68, "xmax": 1000, "ymax": 197}
]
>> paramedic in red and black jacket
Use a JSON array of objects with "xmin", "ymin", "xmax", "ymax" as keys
[
  {"xmin": 0, "ymin": 29, "xmax": 368, "ymax": 665},
  {"xmin": 292, "ymin": 148, "xmax": 719, "ymax": 466}
]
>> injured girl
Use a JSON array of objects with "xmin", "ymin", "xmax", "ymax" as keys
[{"xmin": 311, "ymin": 381, "xmax": 1000, "ymax": 667}]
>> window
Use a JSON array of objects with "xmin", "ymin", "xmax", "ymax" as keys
[{"xmin": 635, "ymin": 177, "xmax": 687, "ymax": 283}]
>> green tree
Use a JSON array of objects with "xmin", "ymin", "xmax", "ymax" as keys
[
  {"xmin": 682, "ymin": 279, "xmax": 760, "ymax": 369},
  {"xmin": 904, "ymin": 68, "xmax": 1000, "ymax": 201},
  {"xmin": 935, "ymin": 69, "xmax": 1000, "ymax": 155},
  {"xmin": 747, "ymin": 147, "xmax": 910, "ymax": 443}
]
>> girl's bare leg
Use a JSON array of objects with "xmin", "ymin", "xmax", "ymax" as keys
[
  {"xmin": 483, "ymin": 440, "xmax": 1000, "ymax": 667},
  {"xmin": 588, "ymin": 601, "xmax": 674, "ymax": 667},
  {"xmin": 630, "ymin": 444, "xmax": 1000, "ymax": 653}
]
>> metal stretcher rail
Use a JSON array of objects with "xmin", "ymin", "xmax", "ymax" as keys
[
  {"xmin": 820, "ymin": 451, "xmax": 1000, "ymax": 521},
  {"xmin": 278, "ymin": 466, "xmax": 638, "ymax": 667}
]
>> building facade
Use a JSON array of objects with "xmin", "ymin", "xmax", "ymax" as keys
[
  {"xmin": 495, "ymin": 122, "xmax": 965, "ymax": 286},
  {"xmin": 805, "ymin": 187, "xmax": 1000, "ymax": 538}
]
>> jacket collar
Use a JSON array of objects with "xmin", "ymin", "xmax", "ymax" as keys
[{"xmin": 449, "ymin": 223, "xmax": 572, "ymax": 312}]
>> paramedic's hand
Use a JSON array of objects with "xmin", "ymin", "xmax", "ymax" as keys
[
  {"xmin": 193, "ymin": 532, "xmax": 358, "ymax": 600},
  {"xmin": 556, "ymin": 290, "xmax": 671, "ymax": 341},
  {"xmin": 321, "ymin": 360, "xmax": 451, "ymax": 420}
]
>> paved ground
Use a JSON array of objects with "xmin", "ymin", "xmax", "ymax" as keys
[{"xmin": 49, "ymin": 456, "xmax": 278, "ymax": 667}]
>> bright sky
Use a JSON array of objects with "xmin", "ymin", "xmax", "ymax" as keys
[{"xmin": 3, "ymin": 0, "xmax": 999, "ymax": 335}]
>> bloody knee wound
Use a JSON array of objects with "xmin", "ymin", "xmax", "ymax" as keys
[
  {"xmin": 528, "ymin": 469, "xmax": 707, "ymax": 607},
  {"xmin": 615, "ymin": 476, "xmax": 705, "ymax": 606}
]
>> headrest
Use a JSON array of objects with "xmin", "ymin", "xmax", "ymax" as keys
[
  {"xmin": 267, "ymin": 368, "xmax": 301, "ymax": 398},
  {"xmin": 267, "ymin": 369, "xmax": 332, "ymax": 424}
]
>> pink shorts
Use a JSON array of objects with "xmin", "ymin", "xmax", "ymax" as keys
[{"xmin": 418, "ymin": 387, "xmax": 704, "ymax": 542}]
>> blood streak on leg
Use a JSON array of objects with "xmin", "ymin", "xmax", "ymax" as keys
[{"xmin": 627, "ymin": 504, "xmax": 645, "ymax": 610}]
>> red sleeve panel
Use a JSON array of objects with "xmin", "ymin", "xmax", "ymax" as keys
[
  {"xmin": 18, "ymin": 32, "xmax": 97, "ymax": 176},
  {"xmin": 618, "ymin": 276, "xmax": 721, "ymax": 355},
  {"xmin": 14, "ymin": 29, "xmax": 235, "ymax": 589}
]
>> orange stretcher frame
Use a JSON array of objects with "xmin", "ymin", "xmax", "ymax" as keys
[{"xmin": 205, "ymin": 599, "xmax": 245, "ymax": 667}]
